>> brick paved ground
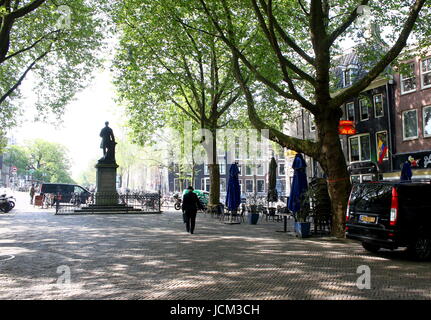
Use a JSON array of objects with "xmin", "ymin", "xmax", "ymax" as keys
[{"xmin": 0, "ymin": 195, "xmax": 430, "ymax": 300}]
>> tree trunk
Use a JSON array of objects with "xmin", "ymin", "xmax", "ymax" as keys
[
  {"xmin": 207, "ymin": 128, "xmax": 220, "ymax": 207},
  {"xmin": 317, "ymin": 114, "xmax": 352, "ymax": 238}
]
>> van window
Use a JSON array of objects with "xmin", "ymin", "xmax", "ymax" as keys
[
  {"xmin": 350, "ymin": 183, "xmax": 392, "ymax": 213},
  {"xmin": 74, "ymin": 186, "xmax": 85, "ymax": 193}
]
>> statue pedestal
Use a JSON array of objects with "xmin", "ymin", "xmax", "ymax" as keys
[{"xmin": 95, "ymin": 161, "xmax": 119, "ymax": 205}]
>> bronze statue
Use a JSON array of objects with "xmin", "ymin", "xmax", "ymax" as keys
[{"xmin": 99, "ymin": 121, "xmax": 116, "ymax": 162}]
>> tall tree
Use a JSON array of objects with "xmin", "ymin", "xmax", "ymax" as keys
[
  {"xmin": 113, "ymin": 0, "xmax": 246, "ymax": 207},
  {"xmin": 197, "ymin": 0, "xmax": 429, "ymax": 236},
  {"xmin": 5, "ymin": 139, "xmax": 74, "ymax": 183},
  {"xmin": 0, "ymin": 0, "xmax": 110, "ymax": 149}
]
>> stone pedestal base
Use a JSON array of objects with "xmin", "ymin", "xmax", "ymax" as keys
[{"xmin": 95, "ymin": 162, "xmax": 119, "ymax": 206}]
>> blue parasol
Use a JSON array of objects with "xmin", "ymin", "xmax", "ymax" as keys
[
  {"xmin": 225, "ymin": 163, "xmax": 241, "ymax": 212},
  {"xmin": 400, "ymin": 160, "xmax": 412, "ymax": 181},
  {"xmin": 288, "ymin": 154, "xmax": 308, "ymax": 213}
]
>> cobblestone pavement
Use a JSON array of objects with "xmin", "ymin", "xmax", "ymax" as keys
[{"xmin": 0, "ymin": 197, "xmax": 430, "ymax": 300}]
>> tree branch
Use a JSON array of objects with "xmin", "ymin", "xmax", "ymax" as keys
[
  {"xmin": 170, "ymin": 98, "xmax": 200, "ymax": 123},
  {"xmin": 232, "ymin": 49, "xmax": 320, "ymax": 160},
  {"xmin": 9, "ymin": 0, "xmax": 46, "ymax": 19},
  {"xmin": 259, "ymin": 0, "xmax": 315, "ymax": 66},
  {"xmin": 252, "ymin": 0, "xmax": 316, "ymax": 87},
  {"xmin": 297, "ymin": 0, "xmax": 309, "ymax": 16},
  {"xmin": 327, "ymin": 0, "xmax": 370, "ymax": 47},
  {"xmin": 199, "ymin": 0, "xmax": 297, "ymax": 102},
  {"xmin": 1, "ymin": 29, "xmax": 61, "ymax": 63},
  {"xmin": 330, "ymin": 0, "xmax": 427, "ymax": 108},
  {"xmin": 0, "ymin": 48, "xmax": 50, "ymax": 105}
]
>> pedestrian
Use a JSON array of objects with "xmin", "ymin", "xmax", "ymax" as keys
[
  {"xmin": 29, "ymin": 184, "xmax": 35, "ymax": 205},
  {"xmin": 181, "ymin": 186, "xmax": 203, "ymax": 234},
  {"xmin": 400, "ymin": 160, "xmax": 412, "ymax": 181}
]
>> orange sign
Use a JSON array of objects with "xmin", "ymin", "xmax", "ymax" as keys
[{"xmin": 338, "ymin": 121, "xmax": 356, "ymax": 135}]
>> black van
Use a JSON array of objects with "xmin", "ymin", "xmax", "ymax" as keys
[
  {"xmin": 346, "ymin": 181, "xmax": 431, "ymax": 260},
  {"xmin": 39, "ymin": 183, "xmax": 91, "ymax": 204}
]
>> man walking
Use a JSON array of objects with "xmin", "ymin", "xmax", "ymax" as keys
[{"xmin": 181, "ymin": 186, "xmax": 203, "ymax": 234}]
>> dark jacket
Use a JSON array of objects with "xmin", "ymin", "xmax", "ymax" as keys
[{"xmin": 182, "ymin": 191, "xmax": 203, "ymax": 213}]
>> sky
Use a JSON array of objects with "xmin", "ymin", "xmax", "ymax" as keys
[{"xmin": 13, "ymin": 69, "xmax": 123, "ymax": 181}]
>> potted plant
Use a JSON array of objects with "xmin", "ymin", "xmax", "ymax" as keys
[
  {"xmin": 246, "ymin": 193, "xmax": 259, "ymax": 224},
  {"xmin": 294, "ymin": 191, "xmax": 312, "ymax": 238}
]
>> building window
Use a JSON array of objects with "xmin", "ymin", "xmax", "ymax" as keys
[
  {"xmin": 349, "ymin": 134, "xmax": 371, "ymax": 162},
  {"xmin": 400, "ymin": 62, "xmax": 417, "ymax": 94},
  {"xmin": 423, "ymin": 106, "xmax": 431, "ymax": 137},
  {"xmin": 421, "ymin": 57, "xmax": 431, "ymax": 89},
  {"xmin": 346, "ymin": 102, "xmax": 355, "ymax": 122},
  {"xmin": 245, "ymin": 164, "xmax": 253, "ymax": 176},
  {"xmin": 374, "ymin": 94, "xmax": 384, "ymax": 118},
  {"xmin": 245, "ymin": 179, "xmax": 254, "ymax": 193},
  {"xmin": 256, "ymin": 146, "xmax": 263, "ymax": 160},
  {"xmin": 343, "ymin": 69, "xmax": 351, "ymax": 87},
  {"xmin": 256, "ymin": 163, "xmax": 264, "ymax": 176},
  {"xmin": 235, "ymin": 137, "xmax": 240, "ymax": 160},
  {"xmin": 204, "ymin": 164, "xmax": 209, "ymax": 175},
  {"xmin": 278, "ymin": 147, "xmax": 285, "ymax": 159},
  {"xmin": 359, "ymin": 98, "xmax": 370, "ymax": 121},
  {"xmin": 279, "ymin": 163, "xmax": 285, "ymax": 176},
  {"xmin": 376, "ymin": 131, "xmax": 388, "ymax": 161},
  {"xmin": 341, "ymin": 105, "xmax": 346, "ymax": 120},
  {"xmin": 402, "ymin": 109, "xmax": 418, "ymax": 140},
  {"xmin": 343, "ymin": 67, "xmax": 357, "ymax": 87},
  {"xmin": 219, "ymin": 163, "xmax": 226, "ymax": 175},
  {"xmin": 220, "ymin": 178, "xmax": 226, "ymax": 192},
  {"xmin": 201, "ymin": 178, "xmax": 210, "ymax": 192},
  {"xmin": 257, "ymin": 179, "xmax": 265, "ymax": 193}
]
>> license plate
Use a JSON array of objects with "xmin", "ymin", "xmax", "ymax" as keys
[{"xmin": 359, "ymin": 215, "xmax": 376, "ymax": 223}]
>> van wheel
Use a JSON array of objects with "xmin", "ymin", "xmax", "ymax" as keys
[
  {"xmin": 362, "ymin": 242, "xmax": 380, "ymax": 253},
  {"xmin": 408, "ymin": 237, "xmax": 431, "ymax": 261}
]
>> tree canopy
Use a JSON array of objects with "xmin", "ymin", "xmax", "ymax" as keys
[
  {"xmin": 0, "ymin": 0, "xmax": 112, "ymax": 149},
  {"xmin": 110, "ymin": 0, "xmax": 431, "ymax": 236},
  {"xmin": 193, "ymin": 0, "xmax": 430, "ymax": 236},
  {"xmin": 4, "ymin": 139, "xmax": 74, "ymax": 183}
]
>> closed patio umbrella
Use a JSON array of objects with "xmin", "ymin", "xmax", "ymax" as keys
[
  {"xmin": 267, "ymin": 157, "xmax": 278, "ymax": 203},
  {"xmin": 225, "ymin": 163, "xmax": 241, "ymax": 212},
  {"xmin": 288, "ymin": 153, "xmax": 308, "ymax": 213}
]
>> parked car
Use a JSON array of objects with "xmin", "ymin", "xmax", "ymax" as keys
[
  {"xmin": 38, "ymin": 183, "xmax": 91, "ymax": 205},
  {"xmin": 346, "ymin": 181, "xmax": 431, "ymax": 260}
]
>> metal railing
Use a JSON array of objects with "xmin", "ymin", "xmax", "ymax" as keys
[{"xmin": 54, "ymin": 191, "xmax": 162, "ymax": 215}]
